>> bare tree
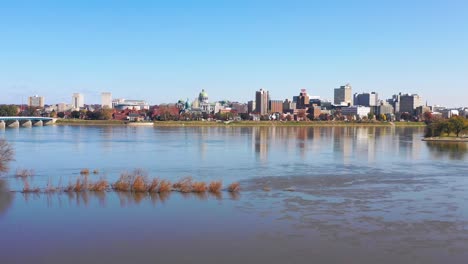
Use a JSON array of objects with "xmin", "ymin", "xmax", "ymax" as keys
[{"xmin": 0, "ymin": 139, "xmax": 14, "ymax": 174}]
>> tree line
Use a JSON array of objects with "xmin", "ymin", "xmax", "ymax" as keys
[{"xmin": 425, "ymin": 116, "xmax": 468, "ymax": 138}]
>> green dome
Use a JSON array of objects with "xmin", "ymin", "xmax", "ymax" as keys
[
  {"xmin": 199, "ymin": 89, "xmax": 208, "ymax": 98},
  {"xmin": 199, "ymin": 89, "xmax": 209, "ymax": 103}
]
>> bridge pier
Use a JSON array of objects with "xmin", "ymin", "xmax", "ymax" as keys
[
  {"xmin": 44, "ymin": 120, "xmax": 54, "ymax": 126},
  {"xmin": 7, "ymin": 120, "xmax": 19, "ymax": 128},
  {"xmin": 33, "ymin": 120, "xmax": 43, "ymax": 126},
  {"xmin": 21, "ymin": 120, "xmax": 32, "ymax": 127},
  {"xmin": 0, "ymin": 121, "xmax": 5, "ymax": 129}
]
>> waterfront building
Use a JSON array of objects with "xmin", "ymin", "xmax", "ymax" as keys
[
  {"xmin": 296, "ymin": 89, "xmax": 310, "ymax": 109},
  {"xmin": 353, "ymin": 92, "xmax": 378, "ymax": 107},
  {"xmin": 113, "ymin": 98, "xmax": 149, "ymax": 110},
  {"xmin": 72, "ymin": 93, "xmax": 84, "ymax": 109},
  {"xmin": 28, "ymin": 95, "xmax": 45, "ymax": 108},
  {"xmin": 399, "ymin": 93, "xmax": 423, "ymax": 114},
  {"xmin": 334, "ymin": 84, "xmax": 353, "ymax": 106},
  {"xmin": 196, "ymin": 89, "xmax": 215, "ymax": 113},
  {"xmin": 255, "ymin": 89, "xmax": 269, "ymax": 115},
  {"xmin": 341, "ymin": 106, "xmax": 371, "ymax": 119},
  {"xmin": 269, "ymin": 100, "xmax": 283, "ymax": 113},
  {"xmin": 247, "ymin": 100, "xmax": 256, "ymax": 114},
  {"xmin": 101, "ymin": 92, "xmax": 112, "ymax": 108},
  {"xmin": 377, "ymin": 102, "xmax": 394, "ymax": 115},
  {"xmin": 231, "ymin": 102, "xmax": 248, "ymax": 114}
]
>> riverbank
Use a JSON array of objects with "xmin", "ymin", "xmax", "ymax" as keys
[
  {"xmin": 422, "ymin": 137, "xmax": 468, "ymax": 142},
  {"xmin": 54, "ymin": 119, "xmax": 427, "ymax": 127}
]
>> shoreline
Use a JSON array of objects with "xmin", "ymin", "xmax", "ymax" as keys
[
  {"xmin": 54, "ymin": 119, "xmax": 427, "ymax": 127},
  {"xmin": 422, "ymin": 137, "xmax": 468, "ymax": 142}
]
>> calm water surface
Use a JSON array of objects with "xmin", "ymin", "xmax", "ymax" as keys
[{"xmin": 1, "ymin": 126, "xmax": 468, "ymax": 264}]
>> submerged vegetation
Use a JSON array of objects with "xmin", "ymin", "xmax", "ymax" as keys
[{"xmin": 17, "ymin": 169, "xmax": 238, "ymax": 197}]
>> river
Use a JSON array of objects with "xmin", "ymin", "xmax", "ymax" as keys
[{"xmin": 0, "ymin": 126, "xmax": 467, "ymax": 263}]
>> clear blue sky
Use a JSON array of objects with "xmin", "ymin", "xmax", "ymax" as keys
[{"xmin": 1, "ymin": 0, "xmax": 467, "ymax": 107}]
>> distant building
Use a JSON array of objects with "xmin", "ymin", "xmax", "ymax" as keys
[
  {"xmin": 57, "ymin": 103, "xmax": 69, "ymax": 112},
  {"xmin": 113, "ymin": 98, "xmax": 149, "ymax": 110},
  {"xmin": 269, "ymin": 100, "xmax": 283, "ymax": 113},
  {"xmin": 399, "ymin": 94, "xmax": 423, "ymax": 114},
  {"xmin": 255, "ymin": 89, "xmax": 269, "ymax": 115},
  {"xmin": 342, "ymin": 106, "xmax": 371, "ymax": 119},
  {"xmin": 28, "ymin": 95, "xmax": 45, "ymax": 108},
  {"xmin": 247, "ymin": 101, "xmax": 256, "ymax": 114},
  {"xmin": 377, "ymin": 102, "xmax": 394, "ymax": 115},
  {"xmin": 296, "ymin": 89, "xmax": 310, "ymax": 109},
  {"xmin": 231, "ymin": 102, "xmax": 248, "ymax": 114},
  {"xmin": 283, "ymin": 99, "xmax": 295, "ymax": 113},
  {"xmin": 309, "ymin": 106, "xmax": 322, "ymax": 120},
  {"xmin": 193, "ymin": 89, "xmax": 215, "ymax": 113},
  {"xmin": 334, "ymin": 84, "xmax": 353, "ymax": 106},
  {"xmin": 101, "ymin": 92, "xmax": 112, "ymax": 108},
  {"xmin": 353, "ymin": 92, "xmax": 378, "ymax": 107},
  {"xmin": 72, "ymin": 93, "xmax": 84, "ymax": 109}
]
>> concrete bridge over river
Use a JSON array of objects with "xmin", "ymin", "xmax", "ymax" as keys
[{"xmin": 0, "ymin": 117, "xmax": 56, "ymax": 128}]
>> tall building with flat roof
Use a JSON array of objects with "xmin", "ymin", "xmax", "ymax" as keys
[
  {"xmin": 334, "ymin": 84, "xmax": 353, "ymax": 106},
  {"xmin": 101, "ymin": 92, "xmax": 112, "ymax": 108},
  {"xmin": 296, "ymin": 89, "xmax": 310, "ymax": 109},
  {"xmin": 28, "ymin": 95, "xmax": 45, "ymax": 108},
  {"xmin": 72, "ymin": 93, "xmax": 84, "ymax": 109},
  {"xmin": 255, "ymin": 89, "xmax": 269, "ymax": 115},
  {"xmin": 399, "ymin": 94, "xmax": 423, "ymax": 114},
  {"xmin": 353, "ymin": 92, "xmax": 378, "ymax": 107},
  {"xmin": 269, "ymin": 100, "xmax": 283, "ymax": 113}
]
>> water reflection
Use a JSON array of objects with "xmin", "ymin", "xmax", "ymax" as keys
[
  {"xmin": 0, "ymin": 180, "xmax": 13, "ymax": 217},
  {"xmin": 426, "ymin": 142, "xmax": 468, "ymax": 160},
  {"xmin": 15, "ymin": 191, "xmax": 238, "ymax": 208}
]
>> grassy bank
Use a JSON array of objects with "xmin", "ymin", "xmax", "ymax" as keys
[
  {"xmin": 55, "ymin": 119, "xmax": 127, "ymax": 125},
  {"xmin": 153, "ymin": 120, "xmax": 426, "ymax": 127},
  {"xmin": 55, "ymin": 119, "xmax": 427, "ymax": 127}
]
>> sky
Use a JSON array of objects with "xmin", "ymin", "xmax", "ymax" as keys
[{"xmin": 0, "ymin": 0, "xmax": 467, "ymax": 107}]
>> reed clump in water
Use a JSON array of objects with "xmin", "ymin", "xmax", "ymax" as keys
[
  {"xmin": 112, "ymin": 172, "xmax": 132, "ymax": 192},
  {"xmin": 21, "ymin": 179, "xmax": 40, "ymax": 193},
  {"xmin": 227, "ymin": 182, "xmax": 240, "ymax": 192},
  {"xmin": 80, "ymin": 168, "xmax": 90, "ymax": 175},
  {"xmin": 132, "ymin": 175, "xmax": 148, "ymax": 192},
  {"xmin": 192, "ymin": 182, "xmax": 207, "ymax": 193},
  {"xmin": 173, "ymin": 177, "xmax": 193, "ymax": 193},
  {"xmin": 89, "ymin": 179, "xmax": 108, "ymax": 192},
  {"xmin": 92, "ymin": 169, "xmax": 99, "ymax": 175},
  {"xmin": 158, "ymin": 180, "xmax": 172, "ymax": 193},
  {"xmin": 208, "ymin": 181, "xmax": 222, "ymax": 193}
]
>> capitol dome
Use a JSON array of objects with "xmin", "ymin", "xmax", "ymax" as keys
[{"xmin": 198, "ymin": 89, "xmax": 209, "ymax": 103}]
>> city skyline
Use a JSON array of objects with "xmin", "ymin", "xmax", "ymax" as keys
[{"xmin": 1, "ymin": 1, "xmax": 467, "ymax": 107}]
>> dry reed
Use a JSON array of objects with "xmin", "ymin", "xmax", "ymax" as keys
[
  {"xmin": 173, "ymin": 176, "xmax": 193, "ymax": 193},
  {"xmin": 208, "ymin": 181, "xmax": 222, "ymax": 193},
  {"xmin": 158, "ymin": 180, "xmax": 172, "ymax": 193},
  {"xmin": 132, "ymin": 175, "xmax": 148, "ymax": 192},
  {"xmin": 89, "ymin": 179, "xmax": 108, "ymax": 192},
  {"xmin": 80, "ymin": 168, "xmax": 90, "ymax": 175},
  {"xmin": 227, "ymin": 182, "xmax": 240, "ymax": 192},
  {"xmin": 192, "ymin": 182, "xmax": 207, "ymax": 193},
  {"xmin": 22, "ymin": 179, "xmax": 40, "ymax": 193},
  {"xmin": 113, "ymin": 173, "xmax": 132, "ymax": 191},
  {"xmin": 148, "ymin": 178, "xmax": 160, "ymax": 193}
]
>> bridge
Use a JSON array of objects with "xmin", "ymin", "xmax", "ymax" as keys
[{"xmin": 0, "ymin": 117, "xmax": 57, "ymax": 128}]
